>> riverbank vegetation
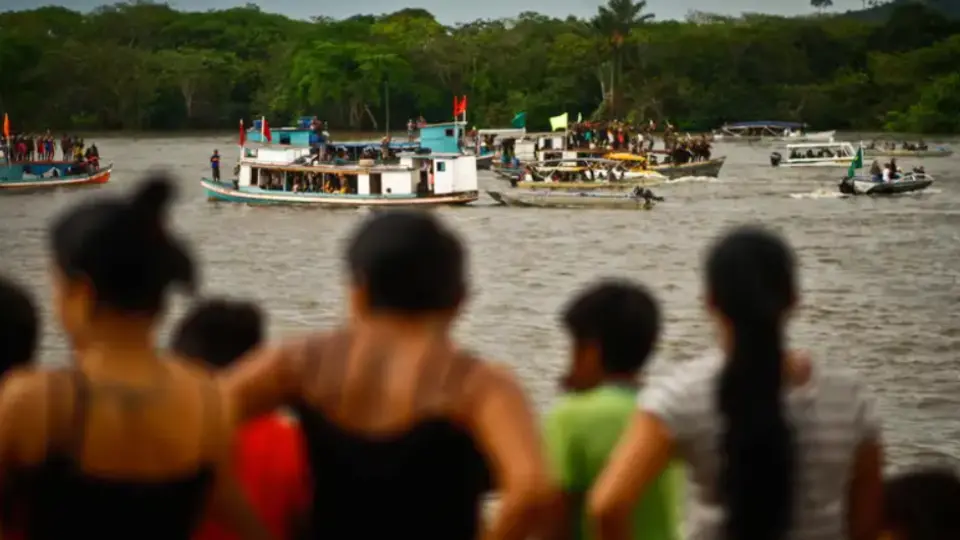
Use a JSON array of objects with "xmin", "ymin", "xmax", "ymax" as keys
[{"xmin": 1, "ymin": 0, "xmax": 958, "ymax": 133}]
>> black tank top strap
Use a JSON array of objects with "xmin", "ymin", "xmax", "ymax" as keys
[
  {"xmin": 309, "ymin": 328, "xmax": 353, "ymax": 406},
  {"xmin": 44, "ymin": 369, "xmax": 90, "ymax": 461},
  {"xmin": 198, "ymin": 376, "xmax": 220, "ymax": 461}
]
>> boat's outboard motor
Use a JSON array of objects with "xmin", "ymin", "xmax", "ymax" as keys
[
  {"xmin": 770, "ymin": 152, "xmax": 783, "ymax": 167},
  {"xmin": 838, "ymin": 177, "xmax": 855, "ymax": 195}
]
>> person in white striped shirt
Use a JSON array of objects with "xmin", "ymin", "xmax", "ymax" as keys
[{"xmin": 588, "ymin": 225, "xmax": 884, "ymax": 540}]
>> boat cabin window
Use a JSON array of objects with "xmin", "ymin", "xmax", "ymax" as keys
[
  {"xmin": 279, "ymin": 133, "xmax": 291, "ymax": 145},
  {"xmin": 436, "ymin": 162, "xmax": 446, "ymax": 172},
  {"xmin": 445, "ymin": 128, "xmax": 454, "ymax": 137},
  {"xmin": 369, "ymin": 173, "xmax": 382, "ymax": 195}
]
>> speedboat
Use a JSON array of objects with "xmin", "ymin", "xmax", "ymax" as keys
[{"xmin": 838, "ymin": 171, "xmax": 933, "ymax": 196}]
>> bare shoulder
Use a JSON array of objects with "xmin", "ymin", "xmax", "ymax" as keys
[{"xmin": 458, "ymin": 358, "xmax": 532, "ymax": 416}]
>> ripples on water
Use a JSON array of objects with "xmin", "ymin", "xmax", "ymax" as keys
[{"xmin": 2, "ymin": 135, "xmax": 959, "ymax": 468}]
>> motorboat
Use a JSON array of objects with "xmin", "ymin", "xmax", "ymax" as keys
[
  {"xmin": 838, "ymin": 170, "xmax": 934, "ymax": 196},
  {"xmin": 713, "ymin": 121, "xmax": 835, "ymax": 142},
  {"xmin": 770, "ymin": 142, "xmax": 857, "ymax": 167}
]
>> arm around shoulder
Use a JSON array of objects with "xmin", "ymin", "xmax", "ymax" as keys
[
  {"xmin": 220, "ymin": 339, "xmax": 305, "ymax": 422},
  {"xmin": 468, "ymin": 363, "xmax": 555, "ymax": 540},
  {"xmin": 847, "ymin": 382, "xmax": 884, "ymax": 540}
]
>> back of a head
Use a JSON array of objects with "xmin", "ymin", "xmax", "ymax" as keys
[
  {"xmin": 706, "ymin": 225, "xmax": 797, "ymax": 540},
  {"xmin": 50, "ymin": 174, "xmax": 195, "ymax": 316},
  {"xmin": 171, "ymin": 299, "xmax": 264, "ymax": 369},
  {"xmin": 562, "ymin": 279, "xmax": 660, "ymax": 375},
  {"xmin": 346, "ymin": 210, "xmax": 465, "ymax": 313},
  {"xmin": 0, "ymin": 275, "xmax": 38, "ymax": 375},
  {"xmin": 885, "ymin": 467, "xmax": 960, "ymax": 540}
]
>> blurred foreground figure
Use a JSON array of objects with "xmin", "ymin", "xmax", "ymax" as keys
[
  {"xmin": 589, "ymin": 225, "xmax": 883, "ymax": 540},
  {"xmin": 883, "ymin": 466, "xmax": 960, "ymax": 540},
  {"xmin": 225, "ymin": 210, "xmax": 552, "ymax": 540},
  {"xmin": 172, "ymin": 299, "xmax": 309, "ymax": 540},
  {"xmin": 543, "ymin": 280, "xmax": 680, "ymax": 540},
  {"xmin": 0, "ymin": 176, "xmax": 268, "ymax": 540}
]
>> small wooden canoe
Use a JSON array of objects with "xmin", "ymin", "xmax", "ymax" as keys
[{"xmin": 487, "ymin": 190, "xmax": 656, "ymax": 210}]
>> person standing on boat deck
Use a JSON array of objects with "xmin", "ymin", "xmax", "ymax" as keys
[
  {"xmin": 588, "ymin": 226, "xmax": 883, "ymax": 540},
  {"xmin": 223, "ymin": 210, "xmax": 553, "ymax": 540},
  {"xmin": 211, "ymin": 150, "xmax": 221, "ymax": 182},
  {"xmin": 0, "ymin": 176, "xmax": 270, "ymax": 540}
]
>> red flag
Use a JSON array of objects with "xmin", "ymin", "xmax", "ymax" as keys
[
  {"xmin": 452, "ymin": 96, "xmax": 460, "ymax": 117},
  {"xmin": 261, "ymin": 116, "xmax": 272, "ymax": 143},
  {"xmin": 458, "ymin": 95, "xmax": 467, "ymax": 115},
  {"xmin": 2, "ymin": 113, "xmax": 9, "ymax": 139},
  {"xmin": 239, "ymin": 119, "xmax": 245, "ymax": 146}
]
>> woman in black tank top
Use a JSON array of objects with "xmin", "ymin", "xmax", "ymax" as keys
[
  {"xmin": 225, "ymin": 210, "xmax": 554, "ymax": 540},
  {"xmin": 0, "ymin": 176, "xmax": 268, "ymax": 540}
]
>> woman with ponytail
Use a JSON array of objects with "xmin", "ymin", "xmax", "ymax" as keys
[
  {"xmin": 0, "ymin": 176, "xmax": 268, "ymax": 540},
  {"xmin": 588, "ymin": 225, "xmax": 883, "ymax": 540}
]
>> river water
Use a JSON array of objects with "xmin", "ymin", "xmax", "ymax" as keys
[{"xmin": 1, "ymin": 134, "xmax": 959, "ymax": 469}]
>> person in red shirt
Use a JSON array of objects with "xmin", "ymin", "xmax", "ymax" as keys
[{"xmin": 171, "ymin": 299, "xmax": 309, "ymax": 540}]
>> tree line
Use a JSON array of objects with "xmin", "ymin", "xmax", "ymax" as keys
[{"xmin": 0, "ymin": 0, "xmax": 958, "ymax": 133}]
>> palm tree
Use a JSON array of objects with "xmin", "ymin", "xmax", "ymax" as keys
[{"xmin": 591, "ymin": 0, "xmax": 654, "ymax": 118}]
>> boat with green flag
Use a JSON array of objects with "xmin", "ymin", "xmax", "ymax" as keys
[{"xmin": 838, "ymin": 145, "xmax": 933, "ymax": 195}]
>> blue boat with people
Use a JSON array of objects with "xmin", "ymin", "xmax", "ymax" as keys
[{"xmin": 0, "ymin": 160, "xmax": 111, "ymax": 191}]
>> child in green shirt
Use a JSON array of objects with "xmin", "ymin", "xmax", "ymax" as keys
[{"xmin": 543, "ymin": 279, "xmax": 681, "ymax": 540}]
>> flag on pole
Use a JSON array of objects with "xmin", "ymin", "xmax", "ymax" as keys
[
  {"xmin": 549, "ymin": 112, "xmax": 568, "ymax": 132},
  {"xmin": 453, "ymin": 95, "xmax": 467, "ymax": 117},
  {"xmin": 846, "ymin": 145, "xmax": 863, "ymax": 178},
  {"xmin": 2, "ymin": 113, "xmax": 9, "ymax": 139},
  {"xmin": 239, "ymin": 119, "xmax": 245, "ymax": 146},
  {"xmin": 577, "ymin": 112, "xmax": 583, "ymax": 123},
  {"xmin": 511, "ymin": 112, "xmax": 526, "ymax": 129},
  {"xmin": 261, "ymin": 116, "xmax": 272, "ymax": 143}
]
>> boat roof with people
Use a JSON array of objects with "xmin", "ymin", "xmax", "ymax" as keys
[{"xmin": 784, "ymin": 141, "xmax": 855, "ymax": 151}]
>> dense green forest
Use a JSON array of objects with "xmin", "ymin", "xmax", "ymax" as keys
[{"xmin": 1, "ymin": 0, "xmax": 959, "ymax": 133}]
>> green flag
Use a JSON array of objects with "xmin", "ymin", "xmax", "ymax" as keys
[
  {"xmin": 847, "ymin": 145, "xmax": 863, "ymax": 178},
  {"xmin": 511, "ymin": 112, "xmax": 526, "ymax": 129}
]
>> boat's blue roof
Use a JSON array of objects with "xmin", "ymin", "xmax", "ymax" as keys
[
  {"xmin": 334, "ymin": 141, "xmax": 420, "ymax": 150},
  {"xmin": 725, "ymin": 121, "xmax": 806, "ymax": 128}
]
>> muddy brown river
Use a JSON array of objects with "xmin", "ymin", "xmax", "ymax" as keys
[{"xmin": 2, "ymin": 134, "xmax": 959, "ymax": 469}]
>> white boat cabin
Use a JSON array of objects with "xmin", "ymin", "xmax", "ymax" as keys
[
  {"xmin": 784, "ymin": 141, "xmax": 856, "ymax": 160},
  {"xmin": 513, "ymin": 132, "xmax": 607, "ymax": 162},
  {"xmin": 235, "ymin": 148, "xmax": 477, "ymax": 196}
]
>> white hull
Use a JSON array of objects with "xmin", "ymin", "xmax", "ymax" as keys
[
  {"xmin": 715, "ymin": 130, "xmax": 835, "ymax": 143},
  {"xmin": 777, "ymin": 158, "xmax": 854, "ymax": 168}
]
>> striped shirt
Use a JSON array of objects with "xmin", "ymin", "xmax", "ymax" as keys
[{"xmin": 639, "ymin": 353, "xmax": 880, "ymax": 540}]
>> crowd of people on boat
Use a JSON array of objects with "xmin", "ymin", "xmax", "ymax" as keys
[
  {"xmin": 0, "ymin": 171, "xmax": 956, "ymax": 540},
  {"xmin": 865, "ymin": 159, "xmax": 926, "ymax": 182},
  {"xmin": 867, "ymin": 139, "xmax": 930, "ymax": 151},
  {"xmin": 0, "ymin": 132, "xmax": 97, "ymax": 163}
]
